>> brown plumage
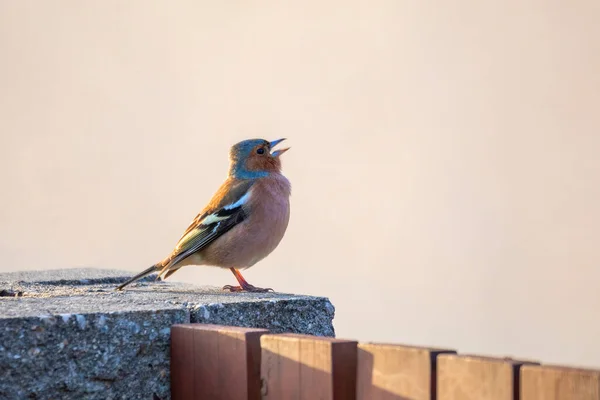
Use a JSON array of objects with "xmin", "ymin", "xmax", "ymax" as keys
[{"xmin": 115, "ymin": 138, "xmax": 291, "ymax": 292}]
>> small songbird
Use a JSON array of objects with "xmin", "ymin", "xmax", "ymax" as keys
[{"xmin": 115, "ymin": 138, "xmax": 291, "ymax": 292}]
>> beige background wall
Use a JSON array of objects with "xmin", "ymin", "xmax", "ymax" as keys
[{"xmin": 1, "ymin": 1, "xmax": 599, "ymax": 368}]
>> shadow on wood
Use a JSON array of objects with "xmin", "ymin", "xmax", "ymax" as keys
[
  {"xmin": 260, "ymin": 333, "xmax": 357, "ymax": 400},
  {"xmin": 357, "ymin": 343, "xmax": 456, "ymax": 400},
  {"xmin": 169, "ymin": 323, "xmax": 600, "ymax": 400},
  {"xmin": 437, "ymin": 354, "xmax": 539, "ymax": 400},
  {"xmin": 520, "ymin": 364, "xmax": 600, "ymax": 400},
  {"xmin": 170, "ymin": 324, "xmax": 268, "ymax": 400},
  {"xmin": 259, "ymin": 333, "xmax": 418, "ymax": 400}
]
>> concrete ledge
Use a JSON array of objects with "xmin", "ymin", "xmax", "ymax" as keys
[{"xmin": 0, "ymin": 268, "xmax": 336, "ymax": 400}]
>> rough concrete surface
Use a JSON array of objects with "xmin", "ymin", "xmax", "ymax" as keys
[{"xmin": 0, "ymin": 268, "xmax": 336, "ymax": 400}]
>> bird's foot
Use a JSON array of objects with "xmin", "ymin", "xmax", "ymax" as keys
[{"xmin": 222, "ymin": 284, "xmax": 274, "ymax": 293}]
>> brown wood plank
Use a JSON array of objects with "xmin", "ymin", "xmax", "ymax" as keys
[
  {"xmin": 260, "ymin": 333, "xmax": 358, "ymax": 400},
  {"xmin": 194, "ymin": 325, "xmax": 220, "ymax": 398},
  {"xmin": 521, "ymin": 364, "xmax": 600, "ymax": 400},
  {"xmin": 245, "ymin": 330, "xmax": 265, "ymax": 400},
  {"xmin": 357, "ymin": 342, "xmax": 456, "ymax": 400},
  {"xmin": 170, "ymin": 324, "xmax": 269, "ymax": 400},
  {"xmin": 170, "ymin": 323, "xmax": 195, "ymax": 400},
  {"xmin": 437, "ymin": 354, "xmax": 537, "ymax": 400},
  {"xmin": 332, "ymin": 337, "xmax": 359, "ymax": 400}
]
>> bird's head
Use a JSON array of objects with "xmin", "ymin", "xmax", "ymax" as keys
[{"xmin": 228, "ymin": 138, "xmax": 290, "ymax": 179}]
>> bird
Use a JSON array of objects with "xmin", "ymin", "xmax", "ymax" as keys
[{"xmin": 115, "ymin": 138, "xmax": 291, "ymax": 293}]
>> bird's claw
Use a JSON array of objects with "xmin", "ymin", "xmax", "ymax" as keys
[{"xmin": 222, "ymin": 284, "xmax": 274, "ymax": 293}]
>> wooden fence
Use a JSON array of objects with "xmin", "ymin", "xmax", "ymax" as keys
[{"xmin": 170, "ymin": 324, "xmax": 600, "ymax": 400}]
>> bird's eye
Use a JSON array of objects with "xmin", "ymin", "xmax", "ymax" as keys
[{"xmin": 256, "ymin": 148, "xmax": 265, "ymax": 155}]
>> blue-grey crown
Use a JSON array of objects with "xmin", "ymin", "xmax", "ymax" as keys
[{"xmin": 228, "ymin": 139, "xmax": 270, "ymax": 179}]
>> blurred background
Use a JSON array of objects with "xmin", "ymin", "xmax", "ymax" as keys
[{"xmin": 1, "ymin": 1, "xmax": 599, "ymax": 368}]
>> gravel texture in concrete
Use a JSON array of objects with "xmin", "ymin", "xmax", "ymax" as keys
[{"xmin": 0, "ymin": 268, "xmax": 335, "ymax": 400}]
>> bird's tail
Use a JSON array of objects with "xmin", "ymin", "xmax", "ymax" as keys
[{"xmin": 115, "ymin": 264, "xmax": 160, "ymax": 291}]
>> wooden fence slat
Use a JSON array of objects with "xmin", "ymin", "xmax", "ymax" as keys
[
  {"xmin": 169, "ymin": 323, "xmax": 600, "ymax": 400},
  {"xmin": 357, "ymin": 343, "xmax": 456, "ymax": 400},
  {"xmin": 170, "ymin": 323, "xmax": 194, "ymax": 400},
  {"xmin": 437, "ymin": 354, "xmax": 537, "ymax": 400},
  {"xmin": 260, "ymin": 333, "xmax": 358, "ymax": 400},
  {"xmin": 520, "ymin": 364, "xmax": 600, "ymax": 400},
  {"xmin": 170, "ymin": 324, "xmax": 269, "ymax": 400}
]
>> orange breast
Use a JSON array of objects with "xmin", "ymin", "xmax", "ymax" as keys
[{"xmin": 199, "ymin": 174, "xmax": 291, "ymax": 268}]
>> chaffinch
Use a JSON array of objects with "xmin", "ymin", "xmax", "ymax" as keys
[{"xmin": 115, "ymin": 138, "xmax": 291, "ymax": 293}]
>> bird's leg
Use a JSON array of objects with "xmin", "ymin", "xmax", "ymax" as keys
[{"xmin": 222, "ymin": 268, "xmax": 274, "ymax": 293}]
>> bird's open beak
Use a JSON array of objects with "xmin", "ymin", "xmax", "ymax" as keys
[{"xmin": 270, "ymin": 138, "xmax": 290, "ymax": 157}]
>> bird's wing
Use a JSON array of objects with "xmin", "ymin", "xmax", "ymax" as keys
[{"xmin": 166, "ymin": 179, "xmax": 255, "ymax": 267}]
